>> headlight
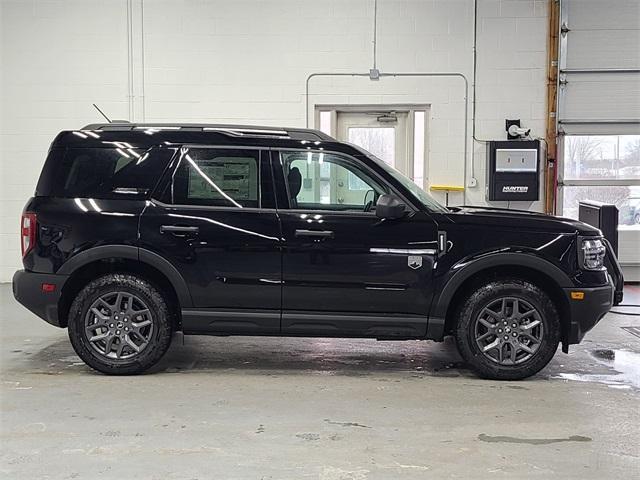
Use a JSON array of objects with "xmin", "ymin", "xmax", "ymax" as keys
[{"xmin": 581, "ymin": 238, "xmax": 606, "ymax": 270}]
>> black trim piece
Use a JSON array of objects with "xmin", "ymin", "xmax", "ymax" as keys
[
  {"xmin": 182, "ymin": 308, "xmax": 280, "ymax": 335},
  {"xmin": 13, "ymin": 270, "xmax": 68, "ymax": 327},
  {"xmin": 138, "ymin": 249, "xmax": 193, "ymax": 307},
  {"xmin": 57, "ymin": 245, "xmax": 139, "ymax": 275},
  {"xmin": 563, "ymin": 282, "xmax": 614, "ymax": 345},
  {"xmin": 425, "ymin": 316, "xmax": 445, "ymax": 341},
  {"xmin": 281, "ymin": 311, "xmax": 427, "ymax": 338},
  {"xmin": 149, "ymin": 198, "xmax": 277, "ymax": 213}
]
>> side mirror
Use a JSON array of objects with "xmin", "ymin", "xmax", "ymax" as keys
[{"xmin": 375, "ymin": 194, "xmax": 406, "ymax": 220}]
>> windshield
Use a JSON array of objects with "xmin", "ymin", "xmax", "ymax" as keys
[{"xmin": 354, "ymin": 146, "xmax": 449, "ymax": 213}]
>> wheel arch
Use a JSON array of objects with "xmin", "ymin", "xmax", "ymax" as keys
[
  {"xmin": 429, "ymin": 253, "xmax": 572, "ymax": 342},
  {"xmin": 57, "ymin": 246, "xmax": 192, "ymax": 328}
]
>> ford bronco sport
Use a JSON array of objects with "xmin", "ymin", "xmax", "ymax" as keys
[{"xmin": 12, "ymin": 123, "xmax": 624, "ymax": 379}]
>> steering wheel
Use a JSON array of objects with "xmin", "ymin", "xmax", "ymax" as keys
[{"xmin": 363, "ymin": 189, "xmax": 376, "ymax": 212}]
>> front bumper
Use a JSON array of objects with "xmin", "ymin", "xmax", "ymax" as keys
[
  {"xmin": 563, "ymin": 279, "xmax": 614, "ymax": 347},
  {"xmin": 12, "ymin": 270, "xmax": 69, "ymax": 327}
]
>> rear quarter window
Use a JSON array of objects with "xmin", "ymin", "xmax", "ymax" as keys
[{"xmin": 41, "ymin": 147, "xmax": 175, "ymax": 199}]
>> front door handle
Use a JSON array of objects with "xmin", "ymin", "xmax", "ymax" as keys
[
  {"xmin": 160, "ymin": 225, "xmax": 200, "ymax": 235},
  {"xmin": 295, "ymin": 229, "xmax": 334, "ymax": 239}
]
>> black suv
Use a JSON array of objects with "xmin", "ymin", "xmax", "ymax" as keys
[{"xmin": 12, "ymin": 123, "xmax": 624, "ymax": 379}]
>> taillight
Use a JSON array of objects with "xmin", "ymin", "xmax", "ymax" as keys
[{"xmin": 21, "ymin": 212, "xmax": 37, "ymax": 258}]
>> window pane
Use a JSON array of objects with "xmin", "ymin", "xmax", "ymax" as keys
[
  {"xmin": 319, "ymin": 111, "xmax": 332, "ymax": 136},
  {"xmin": 281, "ymin": 151, "xmax": 385, "ymax": 211},
  {"xmin": 413, "ymin": 111, "xmax": 425, "ymax": 188},
  {"xmin": 348, "ymin": 127, "xmax": 395, "ymax": 167},
  {"xmin": 562, "ymin": 185, "xmax": 640, "ymax": 229},
  {"xmin": 51, "ymin": 147, "xmax": 172, "ymax": 199},
  {"xmin": 171, "ymin": 149, "xmax": 259, "ymax": 208},
  {"xmin": 564, "ymin": 135, "xmax": 640, "ymax": 180}
]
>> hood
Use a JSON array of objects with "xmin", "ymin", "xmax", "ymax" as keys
[{"xmin": 446, "ymin": 205, "xmax": 602, "ymax": 235}]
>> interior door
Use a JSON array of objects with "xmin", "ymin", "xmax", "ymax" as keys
[
  {"xmin": 274, "ymin": 149, "xmax": 438, "ymax": 338},
  {"xmin": 140, "ymin": 146, "xmax": 282, "ymax": 335}
]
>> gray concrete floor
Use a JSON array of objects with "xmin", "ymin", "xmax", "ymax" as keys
[{"xmin": 1, "ymin": 284, "xmax": 639, "ymax": 480}]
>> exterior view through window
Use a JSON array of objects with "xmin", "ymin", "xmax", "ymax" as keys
[{"xmin": 562, "ymin": 135, "xmax": 640, "ymax": 229}]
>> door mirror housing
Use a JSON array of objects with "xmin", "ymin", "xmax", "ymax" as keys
[{"xmin": 375, "ymin": 194, "xmax": 406, "ymax": 220}]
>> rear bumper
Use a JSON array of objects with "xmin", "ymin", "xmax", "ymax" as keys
[
  {"xmin": 564, "ymin": 280, "xmax": 614, "ymax": 346},
  {"xmin": 12, "ymin": 270, "xmax": 68, "ymax": 327}
]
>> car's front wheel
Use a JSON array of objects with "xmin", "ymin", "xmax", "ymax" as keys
[
  {"xmin": 68, "ymin": 274, "xmax": 173, "ymax": 375},
  {"xmin": 455, "ymin": 278, "xmax": 560, "ymax": 380}
]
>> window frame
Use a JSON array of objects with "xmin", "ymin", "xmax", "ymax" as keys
[
  {"xmin": 151, "ymin": 145, "xmax": 273, "ymax": 211},
  {"xmin": 272, "ymin": 148, "xmax": 415, "ymax": 216}
]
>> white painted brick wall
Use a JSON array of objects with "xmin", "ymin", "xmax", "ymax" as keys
[{"xmin": 0, "ymin": 0, "xmax": 549, "ymax": 282}]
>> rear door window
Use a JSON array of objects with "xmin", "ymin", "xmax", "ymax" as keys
[
  {"xmin": 159, "ymin": 148, "xmax": 262, "ymax": 208},
  {"xmin": 47, "ymin": 147, "xmax": 174, "ymax": 199}
]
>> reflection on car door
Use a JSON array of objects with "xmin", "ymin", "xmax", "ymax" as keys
[
  {"xmin": 140, "ymin": 147, "xmax": 282, "ymax": 335},
  {"xmin": 272, "ymin": 150, "xmax": 439, "ymax": 338}
]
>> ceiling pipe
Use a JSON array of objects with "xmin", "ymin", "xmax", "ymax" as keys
[{"xmin": 372, "ymin": 0, "xmax": 378, "ymax": 72}]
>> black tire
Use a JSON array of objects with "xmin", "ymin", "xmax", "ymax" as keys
[
  {"xmin": 455, "ymin": 278, "xmax": 560, "ymax": 380},
  {"xmin": 68, "ymin": 273, "xmax": 173, "ymax": 375}
]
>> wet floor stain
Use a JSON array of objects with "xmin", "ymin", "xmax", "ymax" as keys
[
  {"xmin": 324, "ymin": 419, "xmax": 372, "ymax": 429},
  {"xmin": 555, "ymin": 349, "xmax": 640, "ymax": 390},
  {"xmin": 592, "ymin": 349, "xmax": 616, "ymax": 360},
  {"xmin": 478, "ymin": 434, "xmax": 592, "ymax": 445}
]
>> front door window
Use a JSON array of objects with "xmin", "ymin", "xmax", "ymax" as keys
[{"xmin": 281, "ymin": 151, "xmax": 386, "ymax": 212}]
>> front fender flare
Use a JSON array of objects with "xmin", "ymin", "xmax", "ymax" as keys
[{"xmin": 426, "ymin": 252, "xmax": 573, "ymax": 340}]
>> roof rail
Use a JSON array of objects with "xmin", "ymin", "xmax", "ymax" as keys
[{"xmin": 80, "ymin": 123, "xmax": 334, "ymax": 141}]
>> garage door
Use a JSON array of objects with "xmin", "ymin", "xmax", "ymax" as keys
[{"xmin": 558, "ymin": 0, "xmax": 640, "ymax": 280}]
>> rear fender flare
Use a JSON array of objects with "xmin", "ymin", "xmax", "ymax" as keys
[{"xmin": 58, "ymin": 245, "xmax": 193, "ymax": 307}]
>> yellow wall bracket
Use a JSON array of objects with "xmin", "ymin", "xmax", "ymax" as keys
[
  {"xmin": 429, "ymin": 185, "xmax": 465, "ymax": 206},
  {"xmin": 429, "ymin": 185, "xmax": 465, "ymax": 192}
]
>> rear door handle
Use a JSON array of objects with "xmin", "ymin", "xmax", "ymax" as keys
[
  {"xmin": 295, "ymin": 229, "xmax": 334, "ymax": 238},
  {"xmin": 160, "ymin": 225, "xmax": 200, "ymax": 235}
]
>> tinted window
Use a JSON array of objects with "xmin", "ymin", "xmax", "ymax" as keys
[
  {"xmin": 166, "ymin": 148, "xmax": 260, "ymax": 208},
  {"xmin": 49, "ymin": 147, "xmax": 173, "ymax": 199},
  {"xmin": 280, "ymin": 151, "xmax": 386, "ymax": 212}
]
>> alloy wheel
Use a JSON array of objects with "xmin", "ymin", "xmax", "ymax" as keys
[
  {"xmin": 473, "ymin": 296, "xmax": 544, "ymax": 365},
  {"xmin": 84, "ymin": 291, "xmax": 154, "ymax": 360}
]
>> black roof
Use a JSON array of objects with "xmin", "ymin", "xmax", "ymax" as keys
[{"xmin": 53, "ymin": 122, "xmax": 351, "ymax": 152}]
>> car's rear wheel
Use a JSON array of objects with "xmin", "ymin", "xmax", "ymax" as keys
[
  {"xmin": 455, "ymin": 278, "xmax": 560, "ymax": 380},
  {"xmin": 68, "ymin": 274, "xmax": 173, "ymax": 375}
]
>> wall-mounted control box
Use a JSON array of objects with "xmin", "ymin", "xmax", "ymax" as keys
[{"xmin": 486, "ymin": 140, "xmax": 541, "ymax": 201}]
